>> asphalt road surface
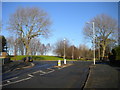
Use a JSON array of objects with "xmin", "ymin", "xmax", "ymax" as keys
[{"xmin": 2, "ymin": 61, "xmax": 92, "ymax": 88}]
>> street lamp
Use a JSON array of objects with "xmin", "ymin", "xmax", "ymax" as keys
[
  {"xmin": 72, "ymin": 45, "xmax": 74, "ymax": 60},
  {"xmin": 63, "ymin": 38, "xmax": 66, "ymax": 64},
  {"xmin": 72, "ymin": 40, "xmax": 74, "ymax": 60},
  {"xmin": 87, "ymin": 22, "xmax": 95, "ymax": 65}
]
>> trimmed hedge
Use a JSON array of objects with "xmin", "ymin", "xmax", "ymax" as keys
[{"xmin": 115, "ymin": 46, "xmax": 120, "ymax": 60}]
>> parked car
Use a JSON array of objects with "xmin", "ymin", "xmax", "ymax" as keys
[{"xmin": 22, "ymin": 57, "xmax": 33, "ymax": 62}]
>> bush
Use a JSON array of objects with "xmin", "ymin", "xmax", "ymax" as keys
[{"xmin": 114, "ymin": 46, "xmax": 120, "ymax": 60}]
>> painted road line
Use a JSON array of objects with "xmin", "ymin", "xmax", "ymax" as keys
[
  {"xmin": 39, "ymin": 69, "xmax": 55, "ymax": 76},
  {"xmin": 3, "ymin": 77, "xmax": 18, "ymax": 83},
  {"xmin": 40, "ymin": 73, "xmax": 46, "ymax": 76},
  {"xmin": 47, "ymin": 68, "xmax": 54, "ymax": 70},
  {"xmin": 2, "ymin": 77, "xmax": 32, "ymax": 87},
  {"xmin": 7, "ymin": 81, "xmax": 10, "ymax": 83},
  {"xmin": 32, "ymin": 70, "xmax": 41, "ymax": 74},
  {"xmin": 28, "ymin": 74, "xmax": 34, "ymax": 77},
  {"xmin": 2, "ymin": 74, "xmax": 34, "ymax": 86},
  {"xmin": 46, "ymin": 70, "xmax": 55, "ymax": 74},
  {"xmin": 39, "ymin": 70, "xmax": 46, "ymax": 74}
]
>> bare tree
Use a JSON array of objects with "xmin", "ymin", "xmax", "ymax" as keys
[
  {"xmin": 83, "ymin": 14, "xmax": 118, "ymax": 60},
  {"xmin": 17, "ymin": 38, "xmax": 25, "ymax": 55},
  {"xmin": 7, "ymin": 7, "xmax": 51, "ymax": 57},
  {"xmin": 39, "ymin": 44, "xmax": 46, "ymax": 55},
  {"xmin": 54, "ymin": 39, "xmax": 70, "ymax": 57},
  {"xmin": 44, "ymin": 43, "xmax": 51, "ymax": 55},
  {"xmin": 30, "ymin": 38, "xmax": 41, "ymax": 55},
  {"xmin": 67, "ymin": 46, "xmax": 80, "ymax": 59},
  {"xmin": 7, "ymin": 36, "xmax": 19, "ymax": 55},
  {"xmin": 78, "ymin": 44, "xmax": 91, "ymax": 59}
]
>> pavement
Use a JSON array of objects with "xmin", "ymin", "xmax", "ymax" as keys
[{"xmin": 84, "ymin": 63, "xmax": 120, "ymax": 89}]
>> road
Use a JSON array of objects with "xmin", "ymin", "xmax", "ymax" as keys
[{"xmin": 2, "ymin": 61, "xmax": 92, "ymax": 88}]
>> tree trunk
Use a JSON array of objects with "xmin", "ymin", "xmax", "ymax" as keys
[
  {"xmin": 14, "ymin": 44, "xmax": 17, "ymax": 56},
  {"xmin": 98, "ymin": 48, "xmax": 100, "ymax": 60},
  {"xmin": 102, "ymin": 46, "xmax": 106, "ymax": 61},
  {"xmin": 25, "ymin": 43, "xmax": 31, "ymax": 62}
]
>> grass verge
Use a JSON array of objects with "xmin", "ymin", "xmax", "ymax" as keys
[{"xmin": 10, "ymin": 55, "xmax": 76, "ymax": 61}]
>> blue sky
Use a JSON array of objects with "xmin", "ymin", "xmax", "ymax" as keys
[{"xmin": 2, "ymin": 2, "xmax": 118, "ymax": 50}]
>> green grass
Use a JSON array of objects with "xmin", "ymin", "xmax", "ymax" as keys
[
  {"xmin": 10, "ymin": 55, "xmax": 76, "ymax": 61},
  {"xmin": 10, "ymin": 55, "xmax": 27, "ymax": 61},
  {"xmin": 10, "ymin": 55, "xmax": 95, "ymax": 61}
]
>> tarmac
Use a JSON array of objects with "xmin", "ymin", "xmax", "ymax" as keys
[
  {"xmin": 2, "ymin": 61, "xmax": 120, "ymax": 89},
  {"xmin": 84, "ymin": 63, "xmax": 120, "ymax": 89},
  {"xmin": 2, "ymin": 61, "xmax": 34, "ymax": 73}
]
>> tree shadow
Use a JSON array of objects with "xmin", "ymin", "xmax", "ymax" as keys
[{"xmin": 32, "ymin": 56, "xmax": 44, "ymax": 60}]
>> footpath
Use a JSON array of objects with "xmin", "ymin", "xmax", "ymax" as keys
[{"xmin": 84, "ymin": 63, "xmax": 120, "ymax": 89}]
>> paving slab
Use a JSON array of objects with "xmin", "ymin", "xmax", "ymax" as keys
[{"xmin": 84, "ymin": 64, "xmax": 120, "ymax": 89}]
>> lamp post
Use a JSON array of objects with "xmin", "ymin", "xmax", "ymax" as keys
[
  {"xmin": 87, "ymin": 22, "xmax": 95, "ymax": 65},
  {"xmin": 93, "ymin": 22, "xmax": 95, "ymax": 65},
  {"xmin": 63, "ymin": 39, "xmax": 66, "ymax": 64},
  {"xmin": 72, "ymin": 40, "xmax": 74, "ymax": 60}
]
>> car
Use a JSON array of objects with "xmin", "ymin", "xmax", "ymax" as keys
[{"xmin": 22, "ymin": 57, "xmax": 33, "ymax": 62}]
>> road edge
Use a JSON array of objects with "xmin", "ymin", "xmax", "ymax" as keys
[
  {"xmin": 16, "ymin": 63, "xmax": 35, "ymax": 70},
  {"xmin": 83, "ymin": 64, "xmax": 94, "ymax": 89}
]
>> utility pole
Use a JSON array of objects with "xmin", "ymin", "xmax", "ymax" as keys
[
  {"xmin": 63, "ymin": 39, "xmax": 66, "ymax": 64},
  {"xmin": 72, "ymin": 40, "xmax": 74, "ymax": 60},
  {"xmin": 93, "ymin": 22, "xmax": 95, "ymax": 65},
  {"xmin": 86, "ymin": 22, "xmax": 96, "ymax": 65}
]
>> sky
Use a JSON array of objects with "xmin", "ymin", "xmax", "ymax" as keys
[{"xmin": 1, "ymin": 2, "xmax": 118, "ymax": 55}]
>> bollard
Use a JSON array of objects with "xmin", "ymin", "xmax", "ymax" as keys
[
  {"xmin": 58, "ymin": 60, "xmax": 61, "ymax": 66},
  {"xmin": 64, "ymin": 59, "xmax": 66, "ymax": 64}
]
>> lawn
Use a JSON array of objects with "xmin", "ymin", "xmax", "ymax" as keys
[{"xmin": 10, "ymin": 55, "xmax": 76, "ymax": 61}]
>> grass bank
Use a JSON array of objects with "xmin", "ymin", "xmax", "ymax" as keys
[{"xmin": 10, "ymin": 55, "xmax": 77, "ymax": 61}]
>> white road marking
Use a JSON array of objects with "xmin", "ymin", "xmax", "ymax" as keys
[
  {"xmin": 40, "ymin": 69, "xmax": 55, "ymax": 76},
  {"xmin": 40, "ymin": 73, "xmax": 46, "ymax": 76},
  {"xmin": 7, "ymin": 81, "xmax": 10, "ymax": 83},
  {"xmin": 32, "ymin": 70, "xmax": 41, "ymax": 74},
  {"xmin": 28, "ymin": 74, "xmax": 34, "ymax": 77},
  {"xmin": 2, "ymin": 77, "xmax": 32, "ymax": 87},
  {"xmin": 2, "ymin": 64, "xmax": 69, "ymax": 86},
  {"xmin": 46, "ymin": 70, "xmax": 55, "ymax": 74},
  {"xmin": 47, "ymin": 68, "xmax": 54, "ymax": 70},
  {"xmin": 3, "ymin": 77, "xmax": 18, "ymax": 82},
  {"xmin": 2, "ymin": 74, "xmax": 34, "ymax": 87},
  {"xmin": 39, "ymin": 70, "xmax": 46, "ymax": 74}
]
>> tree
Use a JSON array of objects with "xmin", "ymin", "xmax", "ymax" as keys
[
  {"xmin": 0, "ymin": 35, "xmax": 7, "ymax": 52},
  {"xmin": 54, "ymin": 39, "xmax": 70, "ymax": 57},
  {"xmin": 83, "ymin": 14, "xmax": 118, "ymax": 60},
  {"xmin": 44, "ymin": 43, "xmax": 51, "ymax": 55},
  {"xmin": 30, "ymin": 38, "xmax": 41, "ymax": 55},
  {"xmin": 39, "ymin": 44, "xmax": 46, "ymax": 55},
  {"xmin": 17, "ymin": 38, "xmax": 25, "ymax": 55},
  {"xmin": 7, "ymin": 36, "xmax": 19, "ymax": 55},
  {"xmin": 114, "ymin": 45, "xmax": 120, "ymax": 60},
  {"xmin": 7, "ymin": 7, "xmax": 51, "ymax": 57},
  {"xmin": 78, "ymin": 44, "xmax": 92, "ymax": 59}
]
